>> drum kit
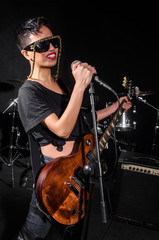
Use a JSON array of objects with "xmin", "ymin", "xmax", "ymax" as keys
[
  {"xmin": 0, "ymin": 79, "xmax": 158, "ymax": 187},
  {"xmin": 98, "ymin": 86, "xmax": 158, "ymax": 152},
  {"xmin": 0, "ymin": 80, "xmax": 29, "ymax": 187}
]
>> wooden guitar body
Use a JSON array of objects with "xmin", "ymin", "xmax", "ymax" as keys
[{"xmin": 36, "ymin": 133, "xmax": 95, "ymax": 225}]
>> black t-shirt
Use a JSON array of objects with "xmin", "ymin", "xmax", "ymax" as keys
[{"xmin": 18, "ymin": 79, "xmax": 93, "ymax": 148}]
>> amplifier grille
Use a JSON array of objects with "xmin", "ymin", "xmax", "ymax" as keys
[{"xmin": 121, "ymin": 163, "xmax": 159, "ymax": 176}]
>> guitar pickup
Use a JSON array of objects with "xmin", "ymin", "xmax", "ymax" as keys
[
  {"xmin": 86, "ymin": 150, "xmax": 97, "ymax": 162},
  {"xmin": 72, "ymin": 176, "xmax": 85, "ymax": 189},
  {"xmin": 66, "ymin": 182, "xmax": 80, "ymax": 197}
]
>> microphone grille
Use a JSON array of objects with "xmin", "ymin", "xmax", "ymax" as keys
[{"xmin": 70, "ymin": 60, "xmax": 80, "ymax": 70}]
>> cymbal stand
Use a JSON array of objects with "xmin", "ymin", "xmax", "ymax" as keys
[
  {"xmin": 136, "ymin": 96, "xmax": 159, "ymax": 155},
  {"xmin": 0, "ymin": 98, "xmax": 25, "ymax": 187}
]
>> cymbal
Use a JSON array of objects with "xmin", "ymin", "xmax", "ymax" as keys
[
  {"xmin": 118, "ymin": 90, "xmax": 154, "ymax": 97},
  {"xmin": 0, "ymin": 82, "xmax": 14, "ymax": 91},
  {"xmin": 136, "ymin": 91, "xmax": 154, "ymax": 96}
]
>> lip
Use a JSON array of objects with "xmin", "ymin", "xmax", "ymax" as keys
[{"xmin": 47, "ymin": 52, "xmax": 56, "ymax": 60}]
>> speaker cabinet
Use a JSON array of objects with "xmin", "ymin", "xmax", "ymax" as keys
[{"xmin": 113, "ymin": 151, "xmax": 159, "ymax": 229}]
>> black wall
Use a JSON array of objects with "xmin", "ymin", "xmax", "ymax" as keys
[{"xmin": 0, "ymin": 6, "xmax": 158, "ymax": 154}]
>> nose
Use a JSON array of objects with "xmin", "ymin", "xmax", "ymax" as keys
[{"xmin": 49, "ymin": 43, "xmax": 55, "ymax": 50}]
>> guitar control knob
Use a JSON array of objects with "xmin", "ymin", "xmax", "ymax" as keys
[
  {"xmin": 83, "ymin": 163, "xmax": 94, "ymax": 176},
  {"xmin": 86, "ymin": 139, "xmax": 91, "ymax": 146},
  {"xmin": 71, "ymin": 209, "xmax": 77, "ymax": 215}
]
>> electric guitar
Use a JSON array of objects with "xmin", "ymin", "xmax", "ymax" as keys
[{"xmin": 36, "ymin": 77, "xmax": 133, "ymax": 225}]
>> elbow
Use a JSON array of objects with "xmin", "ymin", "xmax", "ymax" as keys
[
  {"xmin": 43, "ymin": 116, "xmax": 72, "ymax": 139},
  {"xmin": 55, "ymin": 129, "xmax": 71, "ymax": 139},
  {"xmin": 47, "ymin": 121, "xmax": 72, "ymax": 139}
]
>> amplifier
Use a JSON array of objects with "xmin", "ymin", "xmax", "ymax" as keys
[{"xmin": 113, "ymin": 151, "xmax": 159, "ymax": 229}]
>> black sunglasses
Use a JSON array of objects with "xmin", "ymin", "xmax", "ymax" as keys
[{"xmin": 24, "ymin": 36, "xmax": 61, "ymax": 53}]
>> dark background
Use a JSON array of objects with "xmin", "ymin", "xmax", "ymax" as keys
[
  {"xmin": 0, "ymin": 6, "xmax": 158, "ymax": 154},
  {"xmin": 0, "ymin": 6, "xmax": 159, "ymax": 240}
]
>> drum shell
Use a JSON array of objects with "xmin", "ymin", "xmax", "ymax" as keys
[{"xmin": 116, "ymin": 105, "xmax": 136, "ymax": 132}]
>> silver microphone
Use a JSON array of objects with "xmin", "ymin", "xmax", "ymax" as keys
[
  {"xmin": 70, "ymin": 60, "xmax": 81, "ymax": 70},
  {"xmin": 71, "ymin": 60, "xmax": 117, "ymax": 94}
]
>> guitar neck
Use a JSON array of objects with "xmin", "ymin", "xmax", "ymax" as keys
[{"xmin": 93, "ymin": 99, "xmax": 126, "ymax": 156}]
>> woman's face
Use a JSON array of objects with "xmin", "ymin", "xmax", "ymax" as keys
[{"xmin": 23, "ymin": 25, "xmax": 59, "ymax": 69}]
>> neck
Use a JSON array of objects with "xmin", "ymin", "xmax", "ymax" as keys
[{"xmin": 29, "ymin": 66, "xmax": 53, "ymax": 83}]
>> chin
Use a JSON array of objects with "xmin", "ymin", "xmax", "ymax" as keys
[{"xmin": 42, "ymin": 60, "xmax": 57, "ymax": 68}]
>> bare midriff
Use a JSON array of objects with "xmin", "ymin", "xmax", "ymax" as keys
[{"xmin": 40, "ymin": 140, "xmax": 76, "ymax": 159}]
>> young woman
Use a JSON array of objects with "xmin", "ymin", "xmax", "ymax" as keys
[{"xmin": 15, "ymin": 17, "xmax": 131, "ymax": 240}]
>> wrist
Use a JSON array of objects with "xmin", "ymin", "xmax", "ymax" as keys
[
  {"xmin": 110, "ymin": 102, "xmax": 118, "ymax": 113},
  {"xmin": 74, "ymin": 82, "xmax": 85, "ymax": 94}
]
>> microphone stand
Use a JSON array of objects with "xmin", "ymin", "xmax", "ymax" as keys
[
  {"xmin": 81, "ymin": 82, "xmax": 107, "ymax": 240},
  {"xmin": 136, "ymin": 96, "xmax": 159, "ymax": 155}
]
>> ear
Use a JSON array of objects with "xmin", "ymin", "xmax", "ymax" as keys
[{"xmin": 21, "ymin": 50, "xmax": 33, "ymax": 61}]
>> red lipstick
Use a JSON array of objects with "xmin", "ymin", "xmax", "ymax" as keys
[{"xmin": 47, "ymin": 52, "xmax": 56, "ymax": 60}]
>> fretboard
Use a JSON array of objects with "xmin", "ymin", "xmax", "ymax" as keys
[{"xmin": 93, "ymin": 99, "xmax": 126, "ymax": 156}]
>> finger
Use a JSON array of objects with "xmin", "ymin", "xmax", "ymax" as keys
[
  {"xmin": 71, "ymin": 61, "xmax": 81, "ymax": 71},
  {"xmin": 80, "ymin": 62, "xmax": 88, "ymax": 67},
  {"xmin": 120, "ymin": 96, "xmax": 129, "ymax": 103},
  {"xmin": 91, "ymin": 66, "xmax": 97, "ymax": 74},
  {"xmin": 88, "ymin": 65, "xmax": 97, "ymax": 75},
  {"xmin": 81, "ymin": 62, "xmax": 97, "ymax": 74},
  {"xmin": 123, "ymin": 102, "xmax": 132, "ymax": 110}
]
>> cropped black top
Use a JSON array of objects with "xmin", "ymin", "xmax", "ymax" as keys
[{"xmin": 18, "ymin": 79, "xmax": 93, "ymax": 150}]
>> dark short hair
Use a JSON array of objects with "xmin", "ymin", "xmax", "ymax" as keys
[{"xmin": 15, "ymin": 16, "xmax": 52, "ymax": 51}]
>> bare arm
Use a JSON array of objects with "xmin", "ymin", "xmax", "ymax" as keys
[
  {"xmin": 96, "ymin": 96, "xmax": 132, "ymax": 122},
  {"xmin": 42, "ymin": 62, "xmax": 96, "ymax": 138}
]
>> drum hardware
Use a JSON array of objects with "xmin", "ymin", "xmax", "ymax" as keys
[
  {"xmin": 103, "ymin": 84, "xmax": 154, "ymax": 150},
  {"xmin": 105, "ymin": 101, "xmax": 137, "ymax": 132},
  {"xmin": 115, "ymin": 105, "xmax": 136, "ymax": 132},
  {"xmin": 116, "ymin": 138, "xmax": 136, "ymax": 151},
  {"xmin": 0, "ymin": 98, "xmax": 29, "ymax": 188},
  {"xmin": 136, "ymin": 96, "xmax": 159, "ymax": 156}
]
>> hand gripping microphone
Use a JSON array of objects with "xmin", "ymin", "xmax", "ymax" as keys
[{"xmin": 71, "ymin": 60, "xmax": 118, "ymax": 96}]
